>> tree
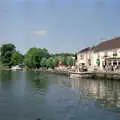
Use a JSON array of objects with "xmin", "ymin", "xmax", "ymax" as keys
[
  {"xmin": 52, "ymin": 53, "xmax": 75, "ymax": 57},
  {"xmin": 40, "ymin": 57, "xmax": 47, "ymax": 67},
  {"xmin": 54, "ymin": 57, "xmax": 59, "ymax": 67},
  {"xmin": 46, "ymin": 57, "xmax": 56, "ymax": 69},
  {"xmin": 0, "ymin": 43, "xmax": 16, "ymax": 67},
  {"xmin": 66, "ymin": 56, "xmax": 75, "ymax": 66},
  {"xmin": 11, "ymin": 51, "xmax": 23, "ymax": 66},
  {"xmin": 24, "ymin": 47, "xmax": 38, "ymax": 68},
  {"xmin": 46, "ymin": 57, "xmax": 52, "ymax": 68},
  {"xmin": 42, "ymin": 48, "xmax": 50, "ymax": 58},
  {"xmin": 24, "ymin": 47, "xmax": 50, "ymax": 68},
  {"xmin": 75, "ymin": 53, "xmax": 77, "ymax": 60},
  {"xmin": 57, "ymin": 56, "xmax": 64, "ymax": 64}
]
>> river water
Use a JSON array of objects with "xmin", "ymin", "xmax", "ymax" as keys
[{"xmin": 0, "ymin": 70, "xmax": 120, "ymax": 120}]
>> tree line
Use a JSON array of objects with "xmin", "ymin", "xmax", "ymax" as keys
[{"xmin": 0, "ymin": 43, "xmax": 76, "ymax": 69}]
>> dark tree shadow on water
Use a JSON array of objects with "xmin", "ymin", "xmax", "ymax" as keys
[
  {"xmin": 25, "ymin": 71, "xmax": 49, "ymax": 89},
  {"xmin": 36, "ymin": 118, "xmax": 41, "ymax": 120},
  {"xmin": 0, "ymin": 70, "xmax": 12, "ymax": 81}
]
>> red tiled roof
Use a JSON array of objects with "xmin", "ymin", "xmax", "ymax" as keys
[{"xmin": 95, "ymin": 37, "xmax": 120, "ymax": 52}]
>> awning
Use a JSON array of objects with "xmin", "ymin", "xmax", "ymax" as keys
[{"xmin": 105, "ymin": 57, "xmax": 120, "ymax": 60}]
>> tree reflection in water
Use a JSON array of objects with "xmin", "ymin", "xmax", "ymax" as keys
[
  {"xmin": 25, "ymin": 71, "xmax": 49, "ymax": 89},
  {"xmin": 0, "ymin": 70, "xmax": 12, "ymax": 81},
  {"xmin": 70, "ymin": 78, "xmax": 120, "ymax": 113}
]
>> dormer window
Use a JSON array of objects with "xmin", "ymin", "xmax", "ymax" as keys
[{"xmin": 113, "ymin": 51, "xmax": 117, "ymax": 57}]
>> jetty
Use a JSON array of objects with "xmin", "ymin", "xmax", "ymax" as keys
[{"xmin": 69, "ymin": 71, "xmax": 120, "ymax": 80}]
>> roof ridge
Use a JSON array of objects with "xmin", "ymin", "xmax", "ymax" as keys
[{"xmin": 96, "ymin": 37, "xmax": 120, "ymax": 52}]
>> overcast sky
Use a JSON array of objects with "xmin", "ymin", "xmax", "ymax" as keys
[{"xmin": 0, "ymin": 0, "xmax": 120, "ymax": 54}]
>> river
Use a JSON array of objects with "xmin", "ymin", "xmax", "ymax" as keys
[{"xmin": 0, "ymin": 70, "xmax": 120, "ymax": 120}]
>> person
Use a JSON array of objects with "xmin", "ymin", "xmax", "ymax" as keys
[
  {"xmin": 103, "ymin": 65, "xmax": 105, "ymax": 71},
  {"xmin": 114, "ymin": 65, "xmax": 118, "ymax": 72},
  {"xmin": 105, "ymin": 65, "xmax": 109, "ymax": 72},
  {"xmin": 111, "ymin": 65, "xmax": 114, "ymax": 71}
]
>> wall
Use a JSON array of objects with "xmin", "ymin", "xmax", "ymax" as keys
[
  {"xmin": 93, "ymin": 48, "xmax": 120, "ymax": 69},
  {"xmin": 76, "ymin": 50, "xmax": 93, "ymax": 68},
  {"xmin": 76, "ymin": 48, "xmax": 120, "ymax": 71}
]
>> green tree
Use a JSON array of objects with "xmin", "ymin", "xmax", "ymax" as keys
[
  {"xmin": 0, "ymin": 43, "xmax": 16, "ymax": 67},
  {"xmin": 66, "ymin": 56, "xmax": 75, "ymax": 66},
  {"xmin": 11, "ymin": 51, "xmax": 23, "ymax": 66},
  {"xmin": 46, "ymin": 57, "xmax": 56, "ymax": 69},
  {"xmin": 40, "ymin": 57, "xmax": 47, "ymax": 67},
  {"xmin": 24, "ymin": 47, "xmax": 50, "ymax": 68},
  {"xmin": 41, "ymin": 48, "xmax": 50, "ymax": 58},
  {"xmin": 24, "ymin": 47, "xmax": 38, "ymax": 68},
  {"xmin": 54, "ymin": 57, "xmax": 59, "ymax": 67},
  {"xmin": 50, "ymin": 53, "xmax": 75, "ymax": 66},
  {"xmin": 57, "ymin": 56, "xmax": 64, "ymax": 64},
  {"xmin": 46, "ymin": 57, "xmax": 52, "ymax": 68},
  {"xmin": 75, "ymin": 52, "xmax": 77, "ymax": 60},
  {"xmin": 53, "ymin": 53, "xmax": 75, "ymax": 57},
  {"xmin": 63, "ymin": 57, "xmax": 68, "ymax": 66}
]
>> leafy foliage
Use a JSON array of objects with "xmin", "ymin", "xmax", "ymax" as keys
[
  {"xmin": 52, "ymin": 53, "xmax": 75, "ymax": 57},
  {"xmin": 0, "ymin": 43, "xmax": 75, "ymax": 69},
  {"xmin": 0, "ymin": 43, "xmax": 16, "ymax": 67},
  {"xmin": 46, "ymin": 57, "xmax": 54, "ymax": 68},
  {"xmin": 24, "ymin": 47, "xmax": 38, "ymax": 68},
  {"xmin": 40, "ymin": 57, "xmax": 47, "ymax": 67},
  {"xmin": 24, "ymin": 47, "xmax": 50, "ymax": 68},
  {"xmin": 11, "ymin": 51, "xmax": 23, "ymax": 66},
  {"xmin": 66, "ymin": 56, "xmax": 75, "ymax": 66}
]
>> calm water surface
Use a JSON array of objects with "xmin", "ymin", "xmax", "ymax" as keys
[{"xmin": 0, "ymin": 70, "xmax": 120, "ymax": 120}]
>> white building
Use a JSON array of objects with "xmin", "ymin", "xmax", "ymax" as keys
[
  {"xmin": 76, "ymin": 37, "xmax": 120, "ymax": 71},
  {"xmin": 93, "ymin": 37, "xmax": 120, "ymax": 70},
  {"xmin": 76, "ymin": 47, "xmax": 95, "ymax": 71}
]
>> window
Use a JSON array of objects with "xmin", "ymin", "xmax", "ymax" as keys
[
  {"xmin": 118, "ymin": 61, "xmax": 120, "ymax": 65},
  {"xmin": 80, "ymin": 54, "xmax": 82, "ymax": 59},
  {"xmin": 80, "ymin": 54, "xmax": 84, "ymax": 59},
  {"xmin": 113, "ymin": 60, "xmax": 117, "ymax": 65},
  {"xmin": 104, "ymin": 52, "xmax": 108, "ymax": 57},
  {"xmin": 113, "ymin": 51, "xmax": 117, "ymax": 57},
  {"xmin": 108, "ymin": 60, "xmax": 111, "ymax": 65},
  {"xmin": 88, "ymin": 59, "xmax": 91, "ymax": 66}
]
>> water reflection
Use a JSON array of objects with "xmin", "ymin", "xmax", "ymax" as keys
[
  {"xmin": 0, "ymin": 70, "xmax": 12, "ymax": 81},
  {"xmin": 25, "ymin": 71, "xmax": 49, "ymax": 89},
  {"xmin": 0, "ymin": 70, "xmax": 119, "ymax": 120},
  {"xmin": 70, "ymin": 78, "xmax": 120, "ymax": 112}
]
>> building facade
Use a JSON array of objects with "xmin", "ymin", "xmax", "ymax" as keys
[
  {"xmin": 93, "ymin": 37, "xmax": 120, "ymax": 70},
  {"xmin": 76, "ymin": 37, "xmax": 120, "ymax": 71},
  {"xmin": 76, "ymin": 47, "xmax": 94, "ymax": 71}
]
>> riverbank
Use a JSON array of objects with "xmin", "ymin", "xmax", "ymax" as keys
[
  {"xmin": 70, "ymin": 71, "xmax": 120, "ymax": 80},
  {"xmin": 34, "ymin": 69, "xmax": 70, "ymax": 76},
  {"xmin": 3, "ymin": 66, "xmax": 120, "ymax": 80},
  {"xmin": 43, "ymin": 69, "xmax": 70, "ymax": 76},
  {"xmin": 2, "ymin": 67, "xmax": 70, "ymax": 76}
]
